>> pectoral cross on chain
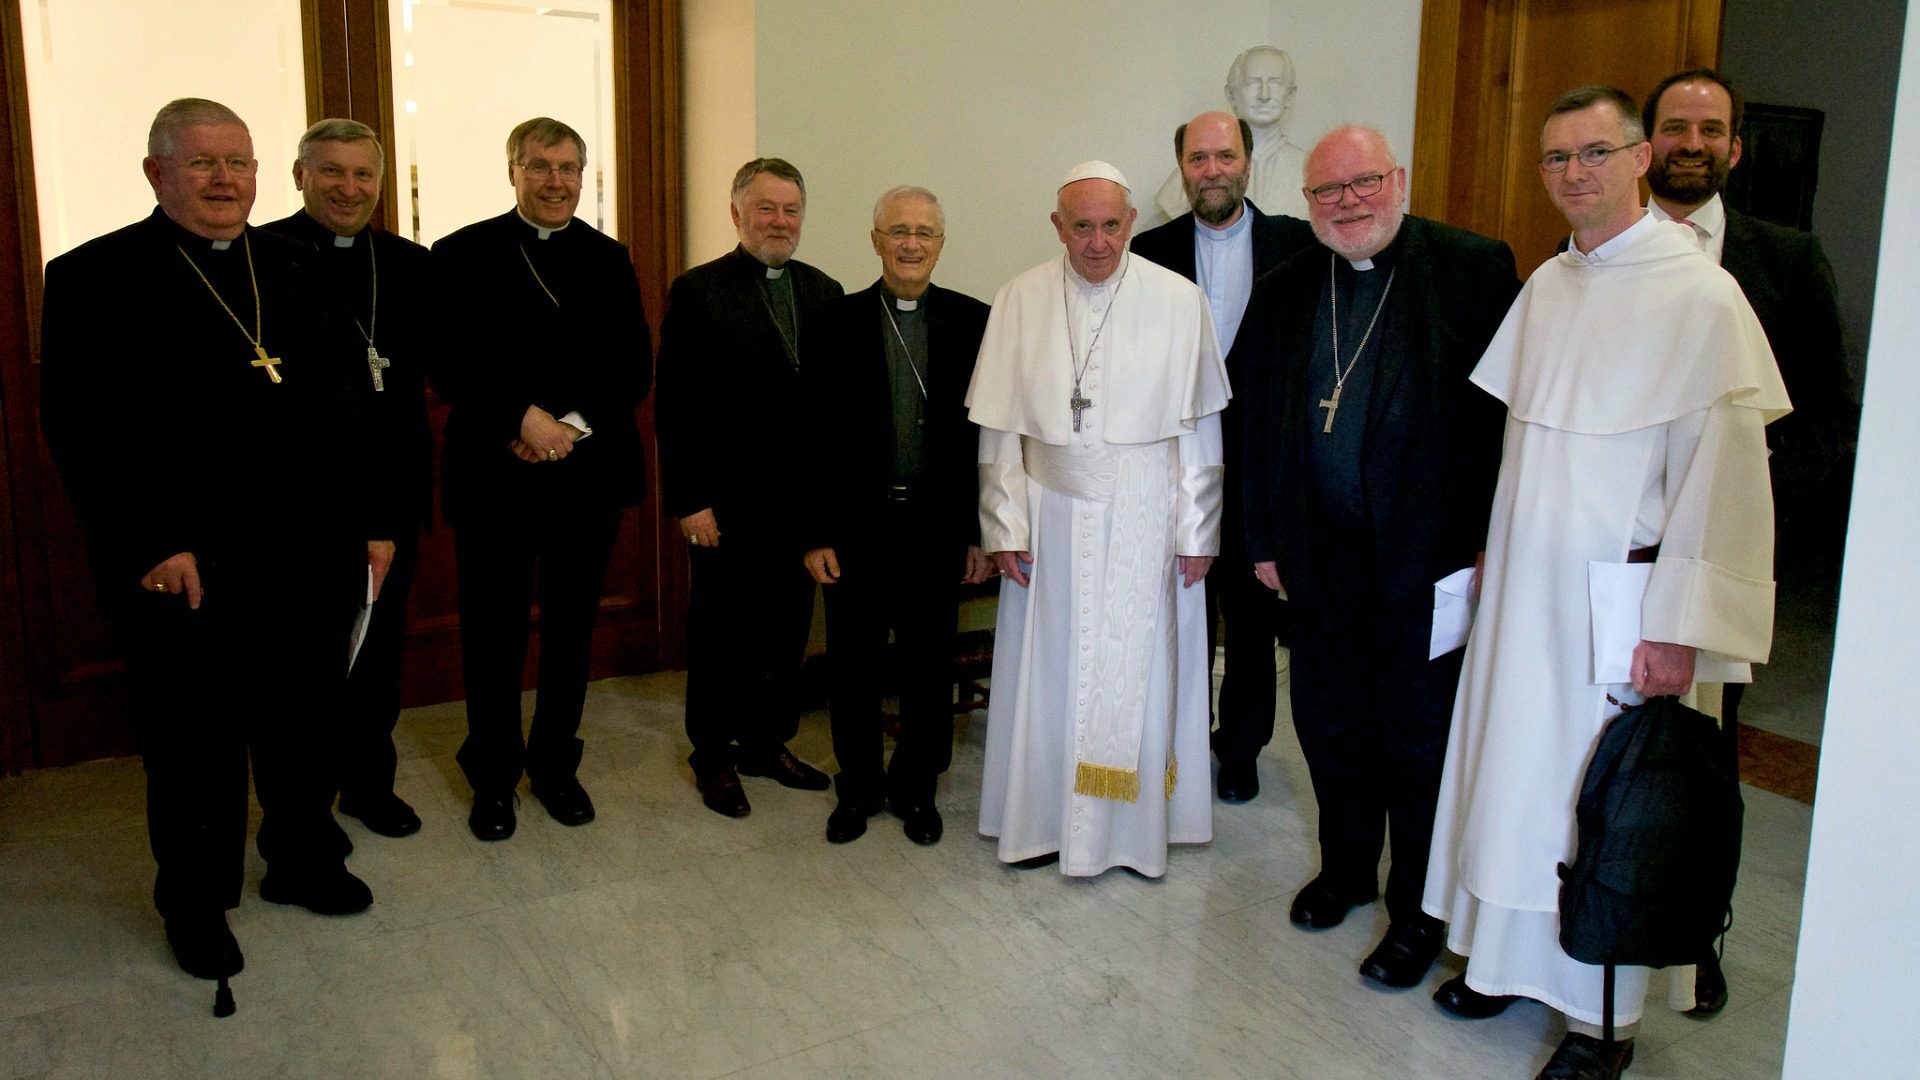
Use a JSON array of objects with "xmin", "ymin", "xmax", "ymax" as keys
[
  {"xmin": 366, "ymin": 346, "xmax": 391, "ymax": 392},
  {"xmin": 251, "ymin": 345, "xmax": 283, "ymax": 384},
  {"xmin": 1317, "ymin": 384, "xmax": 1342, "ymax": 433},
  {"xmin": 1070, "ymin": 388, "xmax": 1094, "ymax": 433}
]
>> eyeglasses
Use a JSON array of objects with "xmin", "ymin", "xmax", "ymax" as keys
[
  {"xmin": 1305, "ymin": 173, "xmax": 1385, "ymax": 205},
  {"xmin": 1539, "ymin": 144, "xmax": 1636, "ymax": 172},
  {"xmin": 517, "ymin": 161, "xmax": 583, "ymax": 181},
  {"xmin": 876, "ymin": 226, "xmax": 943, "ymax": 243},
  {"xmin": 181, "ymin": 156, "xmax": 256, "ymax": 176}
]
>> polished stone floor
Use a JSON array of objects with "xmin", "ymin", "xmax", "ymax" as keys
[{"xmin": 0, "ymin": 655, "xmax": 1811, "ymax": 1079}]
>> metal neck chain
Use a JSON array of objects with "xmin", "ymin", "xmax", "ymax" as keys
[
  {"xmin": 1061, "ymin": 256, "xmax": 1127, "ymax": 390},
  {"xmin": 1328, "ymin": 251, "xmax": 1397, "ymax": 399},
  {"xmin": 879, "ymin": 292, "xmax": 928, "ymax": 401},
  {"xmin": 353, "ymin": 237, "xmax": 379, "ymax": 346},
  {"xmin": 176, "ymin": 234, "xmax": 263, "ymax": 353},
  {"xmin": 519, "ymin": 244, "xmax": 559, "ymax": 308}
]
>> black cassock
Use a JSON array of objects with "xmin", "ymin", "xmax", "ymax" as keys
[
  {"xmin": 41, "ymin": 208, "xmax": 378, "ymax": 918},
  {"xmin": 429, "ymin": 211, "xmax": 651, "ymax": 798},
  {"xmin": 265, "ymin": 210, "xmax": 433, "ymax": 810}
]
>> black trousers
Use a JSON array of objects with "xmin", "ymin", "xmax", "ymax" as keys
[
  {"xmin": 1288, "ymin": 531, "xmax": 1461, "ymax": 924},
  {"xmin": 1207, "ymin": 556, "xmax": 1286, "ymax": 767},
  {"xmin": 118, "ymin": 551, "xmax": 357, "ymax": 918},
  {"xmin": 453, "ymin": 499, "xmax": 623, "ymax": 796},
  {"xmin": 339, "ymin": 530, "xmax": 418, "ymax": 805},
  {"xmin": 821, "ymin": 501, "xmax": 961, "ymax": 808},
  {"xmin": 682, "ymin": 526, "xmax": 815, "ymax": 776}
]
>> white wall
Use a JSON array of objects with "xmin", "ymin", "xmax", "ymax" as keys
[
  {"xmin": 1782, "ymin": 2, "xmax": 1920, "ymax": 1074},
  {"xmin": 683, "ymin": 0, "xmax": 1422, "ymax": 299}
]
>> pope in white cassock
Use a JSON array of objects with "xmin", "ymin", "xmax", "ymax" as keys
[
  {"xmin": 1420, "ymin": 87, "xmax": 1787, "ymax": 1079},
  {"xmin": 969, "ymin": 161, "xmax": 1230, "ymax": 878}
]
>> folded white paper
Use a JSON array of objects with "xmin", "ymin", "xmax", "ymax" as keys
[
  {"xmin": 1430, "ymin": 565, "xmax": 1477, "ymax": 660},
  {"xmin": 1587, "ymin": 561, "xmax": 1750, "ymax": 685}
]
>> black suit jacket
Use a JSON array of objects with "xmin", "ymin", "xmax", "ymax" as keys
[
  {"xmin": 429, "ymin": 211, "xmax": 651, "ymax": 528},
  {"xmin": 264, "ymin": 211, "xmax": 434, "ymax": 533},
  {"xmin": 41, "ymin": 209, "xmax": 374, "ymax": 595},
  {"xmin": 801, "ymin": 281, "xmax": 991, "ymax": 560},
  {"xmin": 1721, "ymin": 207, "xmax": 1851, "ymax": 461},
  {"xmin": 655, "ymin": 246, "xmax": 844, "ymax": 531},
  {"xmin": 1131, "ymin": 203, "xmax": 1316, "ymax": 560},
  {"xmin": 1240, "ymin": 214, "xmax": 1519, "ymax": 608}
]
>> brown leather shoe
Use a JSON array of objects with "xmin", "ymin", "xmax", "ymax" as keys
[
  {"xmin": 697, "ymin": 767, "xmax": 751, "ymax": 817},
  {"xmin": 737, "ymin": 747, "xmax": 830, "ymax": 790}
]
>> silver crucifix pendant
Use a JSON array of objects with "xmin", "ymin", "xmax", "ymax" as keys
[
  {"xmin": 1070, "ymin": 389, "xmax": 1093, "ymax": 432},
  {"xmin": 366, "ymin": 346, "xmax": 391, "ymax": 392}
]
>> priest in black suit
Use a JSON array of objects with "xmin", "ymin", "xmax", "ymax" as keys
[
  {"xmin": 801, "ymin": 186, "xmax": 992, "ymax": 846},
  {"xmin": 1642, "ymin": 65, "xmax": 1851, "ymax": 1018},
  {"xmin": 431, "ymin": 117, "xmax": 652, "ymax": 841},
  {"xmin": 1130, "ymin": 110, "xmax": 1315, "ymax": 805},
  {"xmin": 265, "ymin": 117, "xmax": 432, "ymax": 842},
  {"xmin": 1239, "ymin": 125, "xmax": 1518, "ymax": 991},
  {"xmin": 41, "ymin": 98, "xmax": 385, "ymax": 983},
  {"xmin": 656, "ymin": 159, "xmax": 843, "ymax": 818}
]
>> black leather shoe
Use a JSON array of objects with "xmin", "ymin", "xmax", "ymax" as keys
[
  {"xmin": 1288, "ymin": 875, "xmax": 1378, "ymax": 929},
  {"xmin": 339, "ymin": 792, "xmax": 422, "ymax": 838},
  {"xmin": 1216, "ymin": 759, "xmax": 1260, "ymax": 803},
  {"xmin": 1535, "ymin": 1033, "xmax": 1634, "ymax": 1080},
  {"xmin": 259, "ymin": 867, "xmax": 373, "ymax": 915},
  {"xmin": 697, "ymin": 768, "xmax": 752, "ymax": 818},
  {"xmin": 164, "ymin": 911, "xmax": 244, "ymax": 980},
  {"xmin": 531, "ymin": 779, "xmax": 596, "ymax": 826},
  {"xmin": 737, "ymin": 747, "xmax": 831, "ymax": 790},
  {"xmin": 1359, "ymin": 920, "xmax": 1445, "ymax": 988},
  {"xmin": 826, "ymin": 795, "xmax": 883, "ymax": 843},
  {"xmin": 899, "ymin": 803, "xmax": 944, "ymax": 846},
  {"xmin": 1688, "ymin": 952, "xmax": 1728, "ymax": 1017},
  {"xmin": 469, "ymin": 792, "xmax": 517, "ymax": 840},
  {"xmin": 1433, "ymin": 974, "xmax": 1519, "ymax": 1019}
]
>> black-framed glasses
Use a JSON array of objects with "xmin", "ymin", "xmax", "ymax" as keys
[
  {"xmin": 1539, "ymin": 144, "xmax": 1637, "ymax": 172},
  {"xmin": 1305, "ymin": 173, "xmax": 1385, "ymax": 205}
]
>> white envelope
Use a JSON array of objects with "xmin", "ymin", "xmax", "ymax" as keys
[
  {"xmin": 348, "ymin": 565, "xmax": 376, "ymax": 672},
  {"xmin": 1587, "ymin": 561, "xmax": 1751, "ymax": 685},
  {"xmin": 1430, "ymin": 565, "xmax": 1477, "ymax": 659}
]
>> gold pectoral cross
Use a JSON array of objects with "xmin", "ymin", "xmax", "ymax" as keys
[
  {"xmin": 251, "ymin": 345, "xmax": 283, "ymax": 384},
  {"xmin": 366, "ymin": 346, "xmax": 391, "ymax": 392},
  {"xmin": 1318, "ymin": 384, "xmax": 1344, "ymax": 433}
]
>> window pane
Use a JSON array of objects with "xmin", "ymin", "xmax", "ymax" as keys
[
  {"xmin": 387, "ymin": 0, "xmax": 618, "ymax": 247},
  {"xmin": 17, "ymin": 0, "xmax": 307, "ymax": 264}
]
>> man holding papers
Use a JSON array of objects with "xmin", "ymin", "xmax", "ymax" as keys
[
  {"xmin": 1238, "ymin": 125, "xmax": 1516, "ymax": 991},
  {"xmin": 1420, "ymin": 86, "xmax": 1786, "ymax": 1080}
]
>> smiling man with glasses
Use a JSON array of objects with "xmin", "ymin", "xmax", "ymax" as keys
[
  {"xmin": 1421, "ymin": 85, "xmax": 1788, "ymax": 1080},
  {"xmin": 1234, "ymin": 124, "xmax": 1517, "ymax": 994},
  {"xmin": 429, "ymin": 117, "xmax": 652, "ymax": 843}
]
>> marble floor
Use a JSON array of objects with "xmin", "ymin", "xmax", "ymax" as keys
[{"xmin": 0, "ymin": 654, "xmax": 1811, "ymax": 1080}]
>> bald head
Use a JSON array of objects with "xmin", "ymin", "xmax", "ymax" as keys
[
  {"xmin": 1302, "ymin": 125, "xmax": 1406, "ymax": 261},
  {"xmin": 1176, "ymin": 111, "xmax": 1252, "ymax": 226}
]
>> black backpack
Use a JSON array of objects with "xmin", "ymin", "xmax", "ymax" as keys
[
  {"xmin": 1557, "ymin": 695, "xmax": 1744, "ymax": 1042},
  {"xmin": 1559, "ymin": 695, "xmax": 1744, "ymax": 968}
]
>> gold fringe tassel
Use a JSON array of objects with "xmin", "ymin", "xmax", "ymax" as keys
[
  {"xmin": 1073, "ymin": 762, "xmax": 1140, "ymax": 803},
  {"xmin": 1165, "ymin": 753, "xmax": 1178, "ymax": 800}
]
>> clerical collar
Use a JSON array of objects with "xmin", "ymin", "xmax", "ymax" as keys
[
  {"xmin": 210, "ymin": 239, "xmax": 233, "ymax": 251},
  {"xmin": 764, "ymin": 266, "xmax": 785, "ymax": 280},
  {"xmin": 514, "ymin": 209, "xmax": 569, "ymax": 240},
  {"xmin": 1063, "ymin": 252, "xmax": 1128, "ymax": 291},
  {"xmin": 1196, "ymin": 202, "xmax": 1254, "ymax": 242},
  {"xmin": 1347, "ymin": 256, "xmax": 1374, "ymax": 271},
  {"xmin": 332, "ymin": 233, "xmax": 357, "ymax": 248}
]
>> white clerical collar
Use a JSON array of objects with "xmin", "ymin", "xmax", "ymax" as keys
[
  {"xmin": 892, "ymin": 296, "xmax": 919, "ymax": 311},
  {"xmin": 1196, "ymin": 202, "xmax": 1254, "ymax": 242},
  {"xmin": 1648, "ymin": 192, "xmax": 1724, "ymax": 241},
  {"xmin": 1567, "ymin": 208, "xmax": 1659, "ymax": 263},
  {"xmin": 209, "ymin": 238, "xmax": 233, "ymax": 251},
  {"xmin": 764, "ymin": 265, "xmax": 785, "ymax": 280},
  {"xmin": 1346, "ymin": 256, "xmax": 1375, "ymax": 271},
  {"xmin": 515, "ymin": 209, "xmax": 569, "ymax": 240},
  {"xmin": 332, "ymin": 233, "xmax": 357, "ymax": 248}
]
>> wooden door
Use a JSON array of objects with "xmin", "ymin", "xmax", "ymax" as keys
[{"xmin": 1411, "ymin": 0, "xmax": 1724, "ymax": 274}]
